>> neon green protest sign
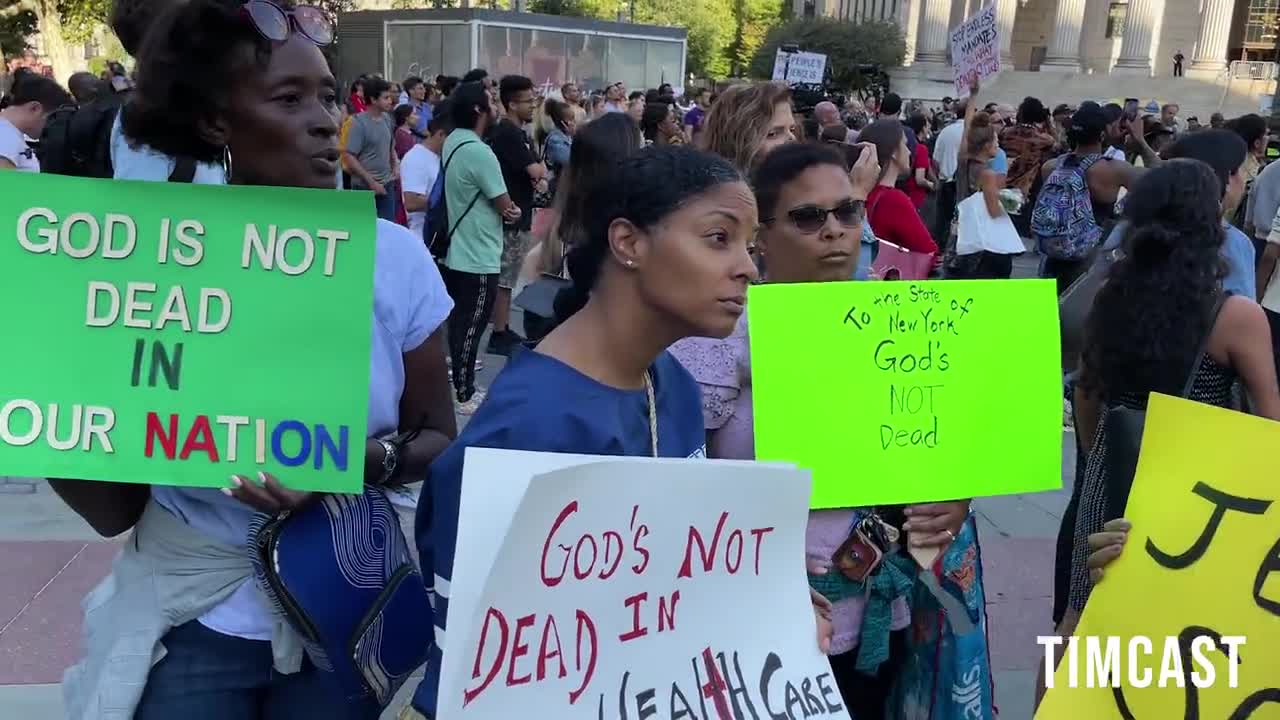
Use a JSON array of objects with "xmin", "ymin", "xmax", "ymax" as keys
[
  {"xmin": 748, "ymin": 279, "xmax": 1062, "ymax": 508},
  {"xmin": 0, "ymin": 173, "xmax": 374, "ymax": 492}
]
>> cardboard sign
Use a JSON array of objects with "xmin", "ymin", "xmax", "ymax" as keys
[
  {"xmin": 747, "ymin": 279, "xmax": 1061, "ymax": 508},
  {"xmin": 771, "ymin": 49, "xmax": 828, "ymax": 85},
  {"xmin": 438, "ymin": 448, "xmax": 850, "ymax": 720},
  {"xmin": 1036, "ymin": 394, "xmax": 1280, "ymax": 719},
  {"xmin": 950, "ymin": 5, "xmax": 1001, "ymax": 97},
  {"xmin": 0, "ymin": 173, "xmax": 375, "ymax": 492}
]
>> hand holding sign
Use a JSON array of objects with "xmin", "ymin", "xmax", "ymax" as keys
[{"xmin": 1036, "ymin": 395, "xmax": 1280, "ymax": 719}]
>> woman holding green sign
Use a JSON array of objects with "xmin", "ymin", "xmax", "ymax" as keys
[
  {"xmin": 59, "ymin": 1, "xmax": 458, "ymax": 718},
  {"xmin": 669, "ymin": 142, "xmax": 996, "ymax": 720}
]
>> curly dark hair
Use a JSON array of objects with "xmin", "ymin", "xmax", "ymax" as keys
[
  {"xmin": 121, "ymin": 0, "xmax": 280, "ymax": 164},
  {"xmin": 1080, "ymin": 158, "xmax": 1227, "ymax": 401}
]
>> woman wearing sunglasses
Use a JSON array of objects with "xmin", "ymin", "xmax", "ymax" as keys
[
  {"xmin": 61, "ymin": 1, "xmax": 456, "ymax": 718},
  {"xmin": 669, "ymin": 142, "xmax": 992, "ymax": 718}
]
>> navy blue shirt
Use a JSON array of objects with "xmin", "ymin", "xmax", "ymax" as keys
[{"xmin": 410, "ymin": 349, "xmax": 706, "ymax": 715}]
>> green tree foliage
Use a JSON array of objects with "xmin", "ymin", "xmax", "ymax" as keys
[
  {"xmin": 632, "ymin": 0, "xmax": 733, "ymax": 78},
  {"xmin": 749, "ymin": 18, "xmax": 905, "ymax": 89},
  {"xmin": 0, "ymin": 0, "xmax": 38, "ymax": 56},
  {"xmin": 725, "ymin": 0, "xmax": 780, "ymax": 77},
  {"xmin": 56, "ymin": 0, "xmax": 108, "ymax": 43}
]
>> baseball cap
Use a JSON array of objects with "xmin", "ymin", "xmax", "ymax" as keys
[
  {"xmin": 1053, "ymin": 103, "xmax": 1075, "ymax": 116},
  {"xmin": 1070, "ymin": 103, "xmax": 1108, "ymax": 137}
]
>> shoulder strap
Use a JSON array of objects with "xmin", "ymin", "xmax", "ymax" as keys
[
  {"xmin": 168, "ymin": 156, "xmax": 197, "ymax": 183},
  {"xmin": 1078, "ymin": 153, "xmax": 1103, "ymax": 172},
  {"xmin": 1180, "ymin": 293, "xmax": 1227, "ymax": 397},
  {"xmin": 443, "ymin": 139, "xmax": 477, "ymax": 172}
]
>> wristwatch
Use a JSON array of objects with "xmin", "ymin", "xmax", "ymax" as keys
[{"xmin": 378, "ymin": 439, "xmax": 399, "ymax": 485}]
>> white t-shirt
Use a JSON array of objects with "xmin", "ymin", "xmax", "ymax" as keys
[
  {"xmin": 1103, "ymin": 146, "xmax": 1126, "ymax": 162},
  {"xmin": 0, "ymin": 117, "xmax": 39, "ymax": 172},
  {"xmin": 400, "ymin": 143, "xmax": 440, "ymax": 237},
  {"xmin": 150, "ymin": 219, "xmax": 454, "ymax": 640},
  {"xmin": 110, "ymin": 113, "xmax": 226, "ymax": 184},
  {"xmin": 933, "ymin": 120, "xmax": 964, "ymax": 181}
]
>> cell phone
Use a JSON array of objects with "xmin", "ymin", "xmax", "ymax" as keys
[{"xmin": 1123, "ymin": 98, "xmax": 1139, "ymax": 122}]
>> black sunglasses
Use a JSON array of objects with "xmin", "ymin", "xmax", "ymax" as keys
[
  {"xmin": 241, "ymin": 0, "xmax": 333, "ymax": 46},
  {"xmin": 763, "ymin": 200, "xmax": 863, "ymax": 234}
]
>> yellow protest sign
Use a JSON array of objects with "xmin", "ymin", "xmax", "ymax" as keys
[
  {"xmin": 1036, "ymin": 394, "xmax": 1280, "ymax": 719},
  {"xmin": 747, "ymin": 279, "xmax": 1061, "ymax": 508}
]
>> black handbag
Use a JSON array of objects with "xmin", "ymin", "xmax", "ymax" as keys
[{"xmin": 1101, "ymin": 293, "xmax": 1225, "ymax": 520}]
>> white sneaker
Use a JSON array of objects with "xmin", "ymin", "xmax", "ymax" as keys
[{"xmin": 457, "ymin": 389, "xmax": 487, "ymax": 416}]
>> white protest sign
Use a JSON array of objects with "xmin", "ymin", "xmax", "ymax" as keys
[
  {"xmin": 949, "ymin": 4, "xmax": 1001, "ymax": 97},
  {"xmin": 438, "ymin": 449, "xmax": 850, "ymax": 720},
  {"xmin": 771, "ymin": 49, "xmax": 828, "ymax": 85}
]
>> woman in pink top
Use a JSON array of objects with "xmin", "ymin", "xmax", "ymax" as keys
[{"xmin": 670, "ymin": 142, "xmax": 988, "ymax": 718}]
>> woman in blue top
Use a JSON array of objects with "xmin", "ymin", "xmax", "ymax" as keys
[{"xmin": 410, "ymin": 145, "xmax": 772, "ymax": 717}]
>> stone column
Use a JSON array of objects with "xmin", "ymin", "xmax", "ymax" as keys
[
  {"xmin": 1040, "ymin": 0, "xmax": 1087, "ymax": 72},
  {"xmin": 914, "ymin": 0, "xmax": 952, "ymax": 64},
  {"xmin": 1113, "ymin": 0, "xmax": 1157, "ymax": 74},
  {"xmin": 995, "ymin": 0, "xmax": 1016, "ymax": 67},
  {"xmin": 1189, "ymin": 0, "xmax": 1233, "ymax": 73}
]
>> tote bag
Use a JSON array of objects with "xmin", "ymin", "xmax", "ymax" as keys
[
  {"xmin": 955, "ymin": 193, "xmax": 1025, "ymax": 256},
  {"xmin": 871, "ymin": 239, "xmax": 934, "ymax": 281}
]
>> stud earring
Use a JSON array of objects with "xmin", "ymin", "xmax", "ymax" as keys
[{"xmin": 625, "ymin": 260, "xmax": 634, "ymax": 267}]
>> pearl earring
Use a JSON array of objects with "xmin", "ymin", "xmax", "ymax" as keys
[{"xmin": 625, "ymin": 260, "xmax": 634, "ymax": 267}]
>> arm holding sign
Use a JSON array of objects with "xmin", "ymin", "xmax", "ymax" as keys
[{"xmin": 47, "ymin": 480, "xmax": 150, "ymax": 537}]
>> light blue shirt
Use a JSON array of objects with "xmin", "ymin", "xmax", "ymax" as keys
[
  {"xmin": 1222, "ymin": 221, "xmax": 1256, "ymax": 299},
  {"xmin": 111, "ymin": 113, "xmax": 227, "ymax": 184},
  {"xmin": 989, "ymin": 147, "xmax": 1008, "ymax": 174},
  {"xmin": 855, "ymin": 218, "xmax": 877, "ymax": 280}
]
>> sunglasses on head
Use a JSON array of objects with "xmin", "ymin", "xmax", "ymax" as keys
[
  {"xmin": 241, "ymin": 0, "xmax": 333, "ymax": 46},
  {"xmin": 764, "ymin": 200, "xmax": 863, "ymax": 234}
]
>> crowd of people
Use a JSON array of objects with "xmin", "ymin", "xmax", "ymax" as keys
[{"xmin": 2, "ymin": 0, "xmax": 1277, "ymax": 717}]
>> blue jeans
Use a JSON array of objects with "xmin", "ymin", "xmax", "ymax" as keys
[
  {"xmin": 373, "ymin": 180, "xmax": 399, "ymax": 222},
  {"xmin": 135, "ymin": 620, "xmax": 363, "ymax": 720}
]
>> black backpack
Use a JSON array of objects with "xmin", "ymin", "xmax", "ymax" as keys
[
  {"xmin": 37, "ymin": 97, "xmax": 196, "ymax": 182},
  {"xmin": 37, "ymin": 96, "xmax": 122, "ymax": 178},
  {"xmin": 426, "ymin": 140, "xmax": 482, "ymax": 261}
]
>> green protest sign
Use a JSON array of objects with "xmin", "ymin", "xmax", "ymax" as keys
[
  {"xmin": 0, "ymin": 173, "xmax": 375, "ymax": 493},
  {"xmin": 748, "ymin": 279, "xmax": 1062, "ymax": 508}
]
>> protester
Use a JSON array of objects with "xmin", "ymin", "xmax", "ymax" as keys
[
  {"xmin": 67, "ymin": 71, "xmax": 105, "ymax": 104},
  {"xmin": 401, "ymin": 107, "xmax": 451, "ymax": 238},
  {"xmin": 1001, "ymin": 97, "xmax": 1057, "ymax": 195},
  {"xmin": 1034, "ymin": 102, "xmax": 1151, "ymax": 292},
  {"xmin": 932, "ymin": 95, "xmax": 969, "ymax": 246},
  {"xmin": 950, "ymin": 111, "xmax": 1018, "ymax": 279},
  {"xmin": 537, "ymin": 97, "xmax": 574, "ymax": 199},
  {"xmin": 400, "ymin": 75, "xmax": 432, "ymax": 136},
  {"xmin": 486, "ymin": 74, "xmax": 546, "ymax": 357},
  {"xmin": 392, "ymin": 103, "xmax": 417, "ymax": 159},
  {"xmin": 343, "ymin": 76, "xmax": 400, "ymax": 221},
  {"xmin": 0, "ymin": 74, "xmax": 69, "ymax": 172},
  {"xmin": 408, "ymin": 146, "xmax": 765, "ymax": 719},
  {"xmin": 603, "ymin": 81, "xmax": 626, "ymax": 113},
  {"xmin": 699, "ymin": 81, "xmax": 796, "ymax": 175},
  {"xmin": 670, "ymin": 141, "xmax": 991, "ymax": 718},
  {"xmin": 1164, "ymin": 129, "xmax": 1257, "ymax": 299},
  {"xmin": 815, "ymin": 100, "xmax": 856, "ymax": 144},
  {"xmin": 902, "ymin": 111, "xmax": 934, "ymax": 210},
  {"xmin": 626, "ymin": 95, "xmax": 645, "ymax": 124},
  {"xmin": 1224, "ymin": 113, "xmax": 1268, "ymax": 225},
  {"xmin": 861, "ymin": 118, "xmax": 940, "ymax": 258},
  {"xmin": 1161, "ymin": 102, "xmax": 1182, "ymax": 133},
  {"xmin": 1250, "ymin": 146, "xmax": 1280, "ymax": 263},
  {"xmin": 58, "ymin": 2, "xmax": 457, "ymax": 716},
  {"xmin": 682, "ymin": 86, "xmax": 711, "ymax": 142},
  {"xmin": 440, "ymin": 81, "xmax": 521, "ymax": 412},
  {"xmin": 1056, "ymin": 158, "xmax": 1280, "ymax": 654},
  {"xmin": 560, "ymin": 81, "xmax": 586, "ymax": 123},
  {"xmin": 641, "ymin": 99, "xmax": 682, "ymax": 146},
  {"xmin": 347, "ymin": 77, "xmax": 367, "ymax": 114}
]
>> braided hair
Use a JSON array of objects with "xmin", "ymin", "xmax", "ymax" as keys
[{"xmin": 552, "ymin": 145, "xmax": 744, "ymax": 322}]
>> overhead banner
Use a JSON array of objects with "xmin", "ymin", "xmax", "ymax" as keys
[
  {"xmin": 950, "ymin": 4, "xmax": 1001, "ymax": 97},
  {"xmin": 438, "ymin": 449, "xmax": 849, "ymax": 719},
  {"xmin": 1036, "ymin": 394, "xmax": 1280, "ymax": 719},
  {"xmin": 748, "ymin": 279, "xmax": 1061, "ymax": 508},
  {"xmin": 0, "ymin": 173, "xmax": 376, "ymax": 492}
]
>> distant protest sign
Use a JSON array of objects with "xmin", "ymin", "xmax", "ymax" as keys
[
  {"xmin": 1036, "ymin": 395, "xmax": 1280, "ymax": 719},
  {"xmin": 772, "ymin": 49, "xmax": 828, "ymax": 85},
  {"xmin": 950, "ymin": 4, "xmax": 1001, "ymax": 96},
  {"xmin": 0, "ymin": 173, "xmax": 375, "ymax": 492},
  {"xmin": 438, "ymin": 449, "xmax": 849, "ymax": 720},
  {"xmin": 748, "ymin": 279, "xmax": 1061, "ymax": 508}
]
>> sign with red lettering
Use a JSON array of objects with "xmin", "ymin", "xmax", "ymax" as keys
[{"xmin": 437, "ymin": 449, "xmax": 850, "ymax": 719}]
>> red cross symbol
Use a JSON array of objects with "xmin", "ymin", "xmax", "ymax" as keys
[{"xmin": 699, "ymin": 647, "xmax": 732, "ymax": 720}]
